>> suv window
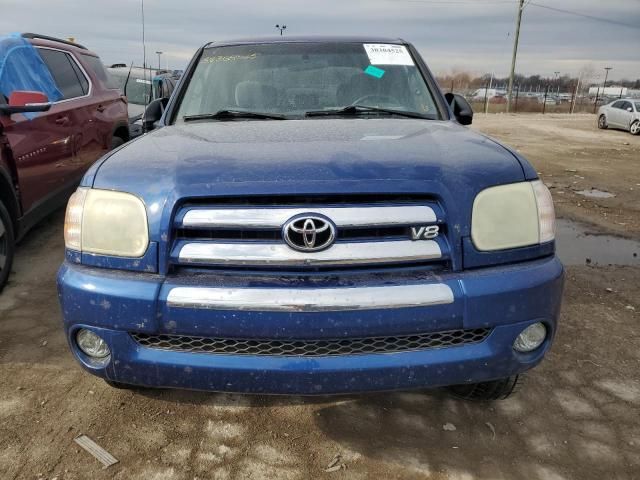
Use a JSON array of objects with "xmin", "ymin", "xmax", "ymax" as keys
[
  {"xmin": 37, "ymin": 48, "xmax": 88, "ymax": 100},
  {"xmin": 69, "ymin": 56, "xmax": 89, "ymax": 94},
  {"xmin": 82, "ymin": 54, "xmax": 119, "ymax": 90}
]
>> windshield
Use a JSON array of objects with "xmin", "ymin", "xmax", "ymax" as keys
[
  {"xmin": 124, "ymin": 77, "xmax": 152, "ymax": 105},
  {"xmin": 174, "ymin": 42, "xmax": 439, "ymax": 121},
  {"xmin": 108, "ymin": 69, "xmax": 153, "ymax": 105}
]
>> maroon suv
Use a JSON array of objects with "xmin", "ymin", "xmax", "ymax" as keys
[{"xmin": 0, "ymin": 33, "xmax": 129, "ymax": 290}]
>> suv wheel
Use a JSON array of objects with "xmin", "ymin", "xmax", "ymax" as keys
[
  {"xmin": 448, "ymin": 375, "xmax": 520, "ymax": 401},
  {"xmin": 0, "ymin": 200, "xmax": 15, "ymax": 292},
  {"xmin": 597, "ymin": 114, "xmax": 608, "ymax": 129}
]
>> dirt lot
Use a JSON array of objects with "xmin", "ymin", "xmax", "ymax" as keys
[{"xmin": 1, "ymin": 114, "xmax": 639, "ymax": 480}]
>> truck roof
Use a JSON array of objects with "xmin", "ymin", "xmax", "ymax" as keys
[{"xmin": 205, "ymin": 35, "xmax": 407, "ymax": 48}]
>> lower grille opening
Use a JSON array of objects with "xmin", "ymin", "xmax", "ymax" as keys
[{"xmin": 131, "ymin": 328, "xmax": 491, "ymax": 357}]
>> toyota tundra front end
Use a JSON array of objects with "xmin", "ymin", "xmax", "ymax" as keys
[{"xmin": 57, "ymin": 37, "xmax": 564, "ymax": 399}]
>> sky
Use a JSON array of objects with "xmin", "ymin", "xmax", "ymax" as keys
[{"xmin": 2, "ymin": 0, "xmax": 639, "ymax": 81}]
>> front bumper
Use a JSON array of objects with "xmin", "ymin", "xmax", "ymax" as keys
[{"xmin": 57, "ymin": 256, "xmax": 564, "ymax": 394}]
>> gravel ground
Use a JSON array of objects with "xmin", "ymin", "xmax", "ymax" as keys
[{"xmin": 0, "ymin": 113, "xmax": 639, "ymax": 480}]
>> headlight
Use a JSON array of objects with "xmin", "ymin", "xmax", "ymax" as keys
[
  {"xmin": 471, "ymin": 180, "xmax": 555, "ymax": 251},
  {"xmin": 64, "ymin": 188, "xmax": 149, "ymax": 257}
]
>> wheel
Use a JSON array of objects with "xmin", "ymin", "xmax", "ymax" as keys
[
  {"xmin": 597, "ymin": 114, "xmax": 608, "ymax": 129},
  {"xmin": 630, "ymin": 120, "xmax": 640, "ymax": 135},
  {"xmin": 447, "ymin": 375, "xmax": 520, "ymax": 401},
  {"xmin": 0, "ymin": 200, "xmax": 15, "ymax": 293},
  {"xmin": 110, "ymin": 136, "xmax": 125, "ymax": 150}
]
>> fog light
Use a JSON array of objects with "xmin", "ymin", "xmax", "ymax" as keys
[
  {"xmin": 76, "ymin": 329, "xmax": 110, "ymax": 358},
  {"xmin": 513, "ymin": 322, "xmax": 547, "ymax": 353}
]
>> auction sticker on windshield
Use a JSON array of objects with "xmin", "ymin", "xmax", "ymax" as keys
[{"xmin": 363, "ymin": 44, "xmax": 414, "ymax": 66}]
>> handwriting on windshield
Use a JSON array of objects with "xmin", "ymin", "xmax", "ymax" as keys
[{"xmin": 201, "ymin": 53, "xmax": 257, "ymax": 63}]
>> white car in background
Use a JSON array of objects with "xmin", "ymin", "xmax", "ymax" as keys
[{"xmin": 597, "ymin": 99, "xmax": 640, "ymax": 135}]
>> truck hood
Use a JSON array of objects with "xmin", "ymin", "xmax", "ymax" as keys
[{"xmin": 90, "ymin": 118, "xmax": 530, "ymax": 239}]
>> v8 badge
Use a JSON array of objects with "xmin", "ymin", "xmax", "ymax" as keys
[{"xmin": 410, "ymin": 225, "xmax": 439, "ymax": 240}]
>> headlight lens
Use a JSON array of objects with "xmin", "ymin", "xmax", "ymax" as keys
[
  {"xmin": 64, "ymin": 188, "xmax": 149, "ymax": 257},
  {"xmin": 471, "ymin": 180, "xmax": 555, "ymax": 251}
]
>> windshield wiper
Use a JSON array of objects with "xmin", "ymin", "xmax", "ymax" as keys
[
  {"xmin": 305, "ymin": 105, "xmax": 431, "ymax": 120},
  {"xmin": 183, "ymin": 110, "xmax": 286, "ymax": 121}
]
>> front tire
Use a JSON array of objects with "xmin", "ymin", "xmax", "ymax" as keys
[
  {"xmin": 448, "ymin": 375, "xmax": 520, "ymax": 401},
  {"xmin": 597, "ymin": 114, "xmax": 608, "ymax": 129},
  {"xmin": 0, "ymin": 200, "xmax": 15, "ymax": 293},
  {"xmin": 630, "ymin": 120, "xmax": 640, "ymax": 135}
]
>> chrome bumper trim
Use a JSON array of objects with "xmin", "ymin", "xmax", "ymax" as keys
[
  {"xmin": 178, "ymin": 240, "xmax": 442, "ymax": 266},
  {"xmin": 166, "ymin": 283, "xmax": 454, "ymax": 311},
  {"xmin": 181, "ymin": 205, "xmax": 437, "ymax": 228}
]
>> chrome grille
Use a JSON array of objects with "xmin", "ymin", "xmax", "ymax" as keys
[
  {"xmin": 181, "ymin": 205, "xmax": 437, "ymax": 228},
  {"xmin": 131, "ymin": 328, "xmax": 490, "ymax": 357},
  {"xmin": 172, "ymin": 198, "xmax": 448, "ymax": 270}
]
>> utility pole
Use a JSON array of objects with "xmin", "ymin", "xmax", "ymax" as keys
[
  {"xmin": 484, "ymin": 72, "xmax": 494, "ymax": 115},
  {"xmin": 156, "ymin": 51, "xmax": 163, "ymax": 70},
  {"xmin": 506, "ymin": 0, "xmax": 525, "ymax": 113},
  {"xmin": 571, "ymin": 71, "xmax": 582, "ymax": 114},
  {"xmin": 554, "ymin": 71, "xmax": 560, "ymax": 94},
  {"xmin": 603, "ymin": 67, "xmax": 612, "ymax": 93},
  {"xmin": 275, "ymin": 24, "xmax": 287, "ymax": 36},
  {"xmin": 141, "ymin": 0, "xmax": 148, "ymax": 108},
  {"xmin": 594, "ymin": 67, "xmax": 612, "ymax": 113}
]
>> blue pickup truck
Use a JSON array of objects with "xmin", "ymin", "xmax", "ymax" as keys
[{"xmin": 57, "ymin": 37, "xmax": 564, "ymax": 400}]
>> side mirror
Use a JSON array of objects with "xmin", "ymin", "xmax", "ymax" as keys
[
  {"xmin": 627, "ymin": 107, "xmax": 633, "ymax": 112},
  {"xmin": 444, "ymin": 92, "xmax": 473, "ymax": 126},
  {"xmin": 0, "ymin": 91, "xmax": 51, "ymax": 115},
  {"xmin": 142, "ymin": 98, "xmax": 169, "ymax": 132}
]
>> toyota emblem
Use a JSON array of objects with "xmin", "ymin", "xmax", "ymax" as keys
[{"xmin": 283, "ymin": 214, "xmax": 336, "ymax": 252}]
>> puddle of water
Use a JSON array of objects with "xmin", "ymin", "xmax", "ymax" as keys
[
  {"xmin": 575, "ymin": 189, "xmax": 615, "ymax": 199},
  {"xmin": 555, "ymin": 219, "xmax": 640, "ymax": 266}
]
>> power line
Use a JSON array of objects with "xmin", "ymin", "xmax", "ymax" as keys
[
  {"xmin": 527, "ymin": 2, "xmax": 640, "ymax": 30},
  {"xmin": 398, "ymin": 0, "xmax": 516, "ymax": 4},
  {"xmin": 397, "ymin": 0, "xmax": 640, "ymax": 30}
]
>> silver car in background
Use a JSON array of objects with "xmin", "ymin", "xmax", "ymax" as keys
[{"xmin": 597, "ymin": 99, "xmax": 640, "ymax": 135}]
